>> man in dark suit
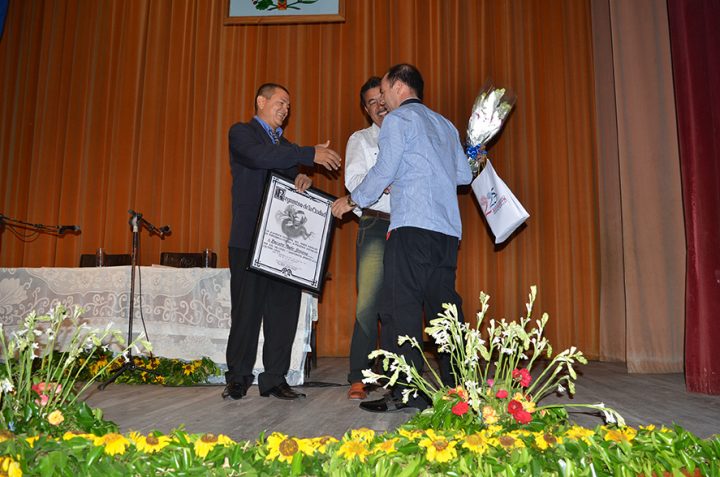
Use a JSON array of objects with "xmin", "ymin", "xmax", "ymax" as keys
[{"xmin": 224, "ymin": 83, "xmax": 341, "ymax": 401}]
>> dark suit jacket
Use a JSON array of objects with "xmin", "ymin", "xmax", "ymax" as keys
[{"xmin": 228, "ymin": 117, "xmax": 315, "ymax": 249}]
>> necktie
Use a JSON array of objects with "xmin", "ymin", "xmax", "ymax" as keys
[{"xmin": 269, "ymin": 129, "xmax": 280, "ymax": 144}]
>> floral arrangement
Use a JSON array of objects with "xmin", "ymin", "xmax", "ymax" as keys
[
  {"xmin": 363, "ymin": 287, "xmax": 624, "ymax": 432},
  {"xmin": 0, "ymin": 305, "xmax": 149, "ymax": 436},
  {"xmin": 466, "ymin": 82, "xmax": 516, "ymax": 177},
  {"xmin": 1, "ymin": 300, "xmax": 719, "ymax": 475},
  {"xmin": 75, "ymin": 349, "xmax": 221, "ymax": 387},
  {"xmin": 0, "ymin": 423, "xmax": 718, "ymax": 476}
]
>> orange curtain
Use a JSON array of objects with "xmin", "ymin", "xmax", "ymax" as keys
[{"xmin": 0, "ymin": 0, "xmax": 600, "ymax": 359}]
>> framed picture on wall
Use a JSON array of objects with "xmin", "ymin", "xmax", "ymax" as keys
[
  {"xmin": 248, "ymin": 172, "xmax": 335, "ymax": 293},
  {"xmin": 225, "ymin": 0, "xmax": 345, "ymax": 25}
]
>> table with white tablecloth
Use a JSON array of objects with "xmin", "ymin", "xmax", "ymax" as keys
[{"xmin": 0, "ymin": 267, "xmax": 316, "ymax": 385}]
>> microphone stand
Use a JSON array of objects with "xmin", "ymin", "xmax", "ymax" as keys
[
  {"xmin": 0, "ymin": 213, "xmax": 81, "ymax": 236},
  {"xmin": 98, "ymin": 210, "xmax": 170, "ymax": 390}
]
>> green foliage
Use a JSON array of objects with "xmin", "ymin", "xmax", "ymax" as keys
[
  {"xmin": 0, "ymin": 425, "xmax": 718, "ymax": 476},
  {"xmin": 75, "ymin": 348, "xmax": 221, "ymax": 386}
]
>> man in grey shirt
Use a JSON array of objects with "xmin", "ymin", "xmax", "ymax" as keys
[{"xmin": 332, "ymin": 63, "xmax": 472, "ymax": 412}]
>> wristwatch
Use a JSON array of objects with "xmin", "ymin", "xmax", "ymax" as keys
[{"xmin": 347, "ymin": 195, "xmax": 357, "ymax": 208}]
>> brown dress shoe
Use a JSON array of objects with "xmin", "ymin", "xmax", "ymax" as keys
[{"xmin": 347, "ymin": 382, "xmax": 368, "ymax": 400}]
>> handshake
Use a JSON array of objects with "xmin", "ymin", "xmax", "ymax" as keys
[{"xmin": 313, "ymin": 140, "xmax": 342, "ymax": 171}]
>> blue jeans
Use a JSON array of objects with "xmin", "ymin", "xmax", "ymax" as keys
[{"xmin": 347, "ymin": 215, "xmax": 389, "ymax": 383}]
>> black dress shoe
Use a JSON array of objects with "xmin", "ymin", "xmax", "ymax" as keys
[
  {"xmin": 260, "ymin": 383, "xmax": 306, "ymax": 400},
  {"xmin": 222, "ymin": 382, "xmax": 247, "ymax": 400},
  {"xmin": 359, "ymin": 395, "xmax": 414, "ymax": 413}
]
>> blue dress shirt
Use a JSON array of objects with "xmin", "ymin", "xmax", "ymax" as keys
[{"xmin": 351, "ymin": 100, "xmax": 472, "ymax": 239}]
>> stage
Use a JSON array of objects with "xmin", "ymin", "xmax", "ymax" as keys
[{"xmin": 83, "ymin": 357, "xmax": 720, "ymax": 441}]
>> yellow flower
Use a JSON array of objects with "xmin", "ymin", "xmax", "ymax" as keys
[
  {"xmin": 350, "ymin": 427, "xmax": 375, "ymax": 442},
  {"xmin": 486, "ymin": 425, "xmax": 503, "ymax": 435},
  {"xmin": 47, "ymin": 410, "xmax": 64, "ymax": 426},
  {"xmin": 462, "ymin": 431, "xmax": 496, "ymax": 454},
  {"xmin": 603, "ymin": 426, "xmax": 637, "ymax": 443},
  {"xmin": 511, "ymin": 429, "xmax": 532, "ymax": 439},
  {"xmin": 564, "ymin": 425, "xmax": 595, "ymax": 444},
  {"xmin": 337, "ymin": 439, "xmax": 371, "ymax": 462},
  {"xmin": 94, "ymin": 433, "xmax": 130, "ymax": 455},
  {"xmin": 0, "ymin": 456, "xmax": 22, "ymax": 477},
  {"xmin": 182, "ymin": 364, "xmax": 194, "ymax": 376},
  {"xmin": 63, "ymin": 431, "xmax": 94, "ymax": 441},
  {"xmin": 418, "ymin": 429, "xmax": 458, "ymax": 463},
  {"xmin": 134, "ymin": 433, "xmax": 172, "ymax": 453},
  {"xmin": 397, "ymin": 428, "xmax": 424, "ymax": 441},
  {"xmin": 639, "ymin": 424, "xmax": 656, "ymax": 432},
  {"xmin": 310, "ymin": 435, "xmax": 338, "ymax": 454},
  {"xmin": 154, "ymin": 375, "xmax": 166, "ymax": 385},
  {"xmin": 148, "ymin": 357, "xmax": 160, "ymax": 369},
  {"xmin": 266, "ymin": 433, "xmax": 314, "ymax": 463},
  {"xmin": 25, "ymin": 436, "xmax": 39, "ymax": 448},
  {"xmin": 533, "ymin": 431, "xmax": 562, "ymax": 450},
  {"xmin": 194, "ymin": 433, "xmax": 234, "ymax": 458},
  {"xmin": 482, "ymin": 405, "xmax": 499, "ymax": 425},
  {"xmin": 373, "ymin": 437, "xmax": 399, "ymax": 454}
]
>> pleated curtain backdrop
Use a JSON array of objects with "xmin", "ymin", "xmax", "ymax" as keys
[
  {"xmin": 667, "ymin": 0, "xmax": 720, "ymax": 394},
  {"xmin": 3, "ymin": 0, "xmax": 676, "ymax": 365}
]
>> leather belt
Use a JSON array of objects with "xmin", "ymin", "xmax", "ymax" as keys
[{"xmin": 361, "ymin": 208, "xmax": 390, "ymax": 221}]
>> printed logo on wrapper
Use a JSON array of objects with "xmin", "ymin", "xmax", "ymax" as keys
[
  {"xmin": 479, "ymin": 187, "xmax": 507, "ymax": 217},
  {"xmin": 471, "ymin": 159, "xmax": 530, "ymax": 244}
]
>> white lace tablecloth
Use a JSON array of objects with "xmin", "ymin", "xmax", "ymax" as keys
[{"xmin": 0, "ymin": 267, "xmax": 317, "ymax": 385}]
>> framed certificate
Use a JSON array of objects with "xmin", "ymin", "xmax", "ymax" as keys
[{"xmin": 248, "ymin": 172, "xmax": 335, "ymax": 293}]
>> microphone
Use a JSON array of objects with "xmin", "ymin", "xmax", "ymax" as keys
[
  {"xmin": 58, "ymin": 225, "xmax": 81, "ymax": 234},
  {"xmin": 159, "ymin": 225, "xmax": 171, "ymax": 236}
]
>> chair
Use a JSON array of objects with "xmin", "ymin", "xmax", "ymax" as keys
[
  {"xmin": 79, "ymin": 253, "xmax": 132, "ymax": 267},
  {"xmin": 159, "ymin": 251, "xmax": 217, "ymax": 268}
]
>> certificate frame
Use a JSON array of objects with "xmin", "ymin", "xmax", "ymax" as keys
[
  {"xmin": 248, "ymin": 172, "xmax": 336, "ymax": 293},
  {"xmin": 224, "ymin": 0, "xmax": 345, "ymax": 25}
]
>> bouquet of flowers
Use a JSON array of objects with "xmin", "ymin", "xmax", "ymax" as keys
[
  {"xmin": 466, "ymin": 82, "xmax": 516, "ymax": 177},
  {"xmin": 0, "ymin": 305, "xmax": 150, "ymax": 435},
  {"xmin": 362, "ymin": 287, "xmax": 624, "ymax": 431}
]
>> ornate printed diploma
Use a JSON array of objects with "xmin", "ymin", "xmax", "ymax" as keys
[{"xmin": 248, "ymin": 172, "xmax": 335, "ymax": 293}]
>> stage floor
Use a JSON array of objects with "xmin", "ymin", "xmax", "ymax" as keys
[{"xmin": 83, "ymin": 358, "xmax": 720, "ymax": 441}]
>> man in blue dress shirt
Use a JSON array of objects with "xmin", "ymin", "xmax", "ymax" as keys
[{"xmin": 332, "ymin": 64, "xmax": 473, "ymax": 412}]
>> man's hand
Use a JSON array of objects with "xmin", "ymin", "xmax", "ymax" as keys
[
  {"xmin": 331, "ymin": 194, "xmax": 355, "ymax": 219},
  {"xmin": 314, "ymin": 140, "xmax": 342, "ymax": 171},
  {"xmin": 294, "ymin": 173, "xmax": 312, "ymax": 193}
]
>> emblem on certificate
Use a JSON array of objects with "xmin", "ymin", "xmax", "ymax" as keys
[{"xmin": 248, "ymin": 172, "xmax": 335, "ymax": 293}]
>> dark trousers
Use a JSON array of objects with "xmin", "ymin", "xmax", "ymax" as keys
[
  {"xmin": 348, "ymin": 215, "xmax": 389, "ymax": 383},
  {"xmin": 226, "ymin": 247, "xmax": 301, "ymax": 393},
  {"xmin": 380, "ymin": 227, "xmax": 464, "ymax": 407}
]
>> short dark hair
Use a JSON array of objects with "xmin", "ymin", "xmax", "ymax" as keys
[
  {"xmin": 385, "ymin": 64, "xmax": 424, "ymax": 100},
  {"xmin": 359, "ymin": 76, "xmax": 382, "ymax": 108},
  {"xmin": 255, "ymin": 83, "xmax": 289, "ymax": 112}
]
